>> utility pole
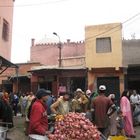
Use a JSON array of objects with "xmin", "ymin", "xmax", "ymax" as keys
[{"xmin": 53, "ymin": 32, "xmax": 62, "ymax": 67}]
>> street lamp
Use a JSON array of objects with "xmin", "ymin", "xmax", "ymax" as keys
[{"xmin": 53, "ymin": 32, "xmax": 62, "ymax": 67}]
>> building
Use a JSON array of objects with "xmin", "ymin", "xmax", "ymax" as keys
[
  {"xmin": 0, "ymin": 62, "xmax": 40, "ymax": 93},
  {"xmin": 0, "ymin": 0, "xmax": 18, "ymax": 92},
  {"xmin": 122, "ymin": 39, "xmax": 140, "ymax": 92},
  {"xmin": 31, "ymin": 38, "xmax": 85, "ymax": 67},
  {"xmin": 30, "ymin": 65, "xmax": 87, "ymax": 96},
  {"xmin": 30, "ymin": 38, "xmax": 87, "ymax": 95},
  {"xmin": 85, "ymin": 23, "xmax": 124, "ymax": 100},
  {"xmin": 0, "ymin": 0, "xmax": 15, "ymax": 60},
  {"xmin": 30, "ymin": 29, "xmax": 140, "ymax": 96}
]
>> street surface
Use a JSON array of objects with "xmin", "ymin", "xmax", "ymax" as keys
[{"xmin": 6, "ymin": 116, "xmax": 140, "ymax": 140}]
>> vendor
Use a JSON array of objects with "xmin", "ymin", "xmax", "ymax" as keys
[
  {"xmin": 71, "ymin": 88, "xmax": 89, "ymax": 113},
  {"xmin": 28, "ymin": 89, "xmax": 51, "ymax": 136},
  {"xmin": 50, "ymin": 92, "xmax": 70, "ymax": 115}
]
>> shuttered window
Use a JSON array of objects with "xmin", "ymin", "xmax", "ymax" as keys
[
  {"xmin": 96, "ymin": 37, "xmax": 111, "ymax": 53},
  {"xmin": 2, "ymin": 19, "xmax": 9, "ymax": 41}
]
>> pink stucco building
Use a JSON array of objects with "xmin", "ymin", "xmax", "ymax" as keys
[
  {"xmin": 30, "ymin": 38, "xmax": 86, "ymax": 94},
  {"xmin": 0, "ymin": 0, "xmax": 15, "ymax": 60},
  {"xmin": 30, "ymin": 39, "xmax": 85, "ymax": 67}
]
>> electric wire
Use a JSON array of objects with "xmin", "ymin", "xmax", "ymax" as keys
[
  {"xmin": 85, "ymin": 12, "xmax": 140, "ymax": 41},
  {"xmin": 31, "ymin": 12, "xmax": 140, "ymax": 52},
  {"xmin": 0, "ymin": 0, "xmax": 69, "ymax": 7}
]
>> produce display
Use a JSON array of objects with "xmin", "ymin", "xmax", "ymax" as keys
[{"xmin": 48, "ymin": 112, "xmax": 101, "ymax": 140}]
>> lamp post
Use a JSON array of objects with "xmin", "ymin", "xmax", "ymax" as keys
[{"xmin": 53, "ymin": 32, "xmax": 62, "ymax": 67}]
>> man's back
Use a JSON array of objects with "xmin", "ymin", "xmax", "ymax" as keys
[{"xmin": 93, "ymin": 95, "xmax": 112, "ymax": 128}]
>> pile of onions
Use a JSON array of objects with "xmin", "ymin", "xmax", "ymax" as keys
[{"xmin": 48, "ymin": 112, "xmax": 101, "ymax": 140}]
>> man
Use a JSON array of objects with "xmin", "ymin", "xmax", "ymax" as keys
[
  {"xmin": 130, "ymin": 90, "xmax": 140, "ymax": 125},
  {"xmin": 74, "ymin": 88, "xmax": 89, "ymax": 112},
  {"xmin": 46, "ymin": 92, "xmax": 54, "ymax": 115},
  {"xmin": 51, "ymin": 92, "xmax": 70, "ymax": 115},
  {"xmin": 25, "ymin": 91, "xmax": 35, "ymax": 135},
  {"xmin": 92, "ymin": 85, "xmax": 112, "ymax": 137},
  {"xmin": 28, "ymin": 89, "xmax": 51, "ymax": 136},
  {"xmin": 12, "ymin": 93, "xmax": 19, "ymax": 116}
]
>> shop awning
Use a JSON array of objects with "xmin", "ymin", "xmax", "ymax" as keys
[
  {"xmin": 0, "ymin": 55, "xmax": 18, "ymax": 74},
  {"xmin": 28, "ymin": 65, "xmax": 87, "ymax": 72},
  {"xmin": 9, "ymin": 74, "xmax": 31, "ymax": 80}
]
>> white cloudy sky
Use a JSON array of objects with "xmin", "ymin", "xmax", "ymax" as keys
[{"xmin": 11, "ymin": 0, "xmax": 140, "ymax": 63}]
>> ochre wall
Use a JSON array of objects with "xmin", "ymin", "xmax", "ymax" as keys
[{"xmin": 85, "ymin": 23, "xmax": 122, "ymax": 70}]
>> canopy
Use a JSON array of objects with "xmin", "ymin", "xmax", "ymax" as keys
[{"xmin": 0, "ymin": 55, "xmax": 18, "ymax": 75}]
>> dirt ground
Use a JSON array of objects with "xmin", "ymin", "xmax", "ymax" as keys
[
  {"xmin": 6, "ymin": 115, "xmax": 140, "ymax": 140},
  {"xmin": 7, "ymin": 116, "xmax": 28, "ymax": 140}
]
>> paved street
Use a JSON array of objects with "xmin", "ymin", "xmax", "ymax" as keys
[{"xmin": 6, "ymin": 116, "xmax": 140, "ymax": 140}]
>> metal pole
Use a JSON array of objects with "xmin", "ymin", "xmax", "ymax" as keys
[
  {"xmin": 58, "ymin": 42, "xmax": 62, "ymax": 67},
  {"xmin": 53, "ymin": 32, "xmax": 62, "ymax": 67}
]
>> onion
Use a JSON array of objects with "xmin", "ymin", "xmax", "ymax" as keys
[{"xmin": 48, "ymin": 112, "xmax": 100, "ymax": 140}]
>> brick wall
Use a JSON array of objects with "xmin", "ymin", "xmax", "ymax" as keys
[{"xmin": 30, "ymin": 40, "xmax": 85, "ymax": 66}]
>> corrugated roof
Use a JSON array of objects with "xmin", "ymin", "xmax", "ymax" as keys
[
  {"xmin": 29, "ymin": 65, "xmax": 87, "ymax": 72},
  {"xmin": 0, "ymin": 56, "xmax": 18, "ymax": 68}
]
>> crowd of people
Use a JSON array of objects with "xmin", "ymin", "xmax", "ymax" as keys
[{"xmin": 0, "ymin": 86, "xmax": 140, "ymax": 139}]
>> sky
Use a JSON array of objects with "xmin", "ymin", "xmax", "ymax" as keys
[{"xmin": 11, "ymin": 0, "xmax": 140, "ymax": 63}]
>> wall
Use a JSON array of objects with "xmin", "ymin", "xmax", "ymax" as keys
[
  {"xmin": 88, "ymin": 70, "xmax": 124, "ymax": 94},
  {"xmin": 31, "ymin": 40, "xmax": 85, "ymax": 67},
  {"xmin": 0, "ymin": 62, "xmax": 41, "ymax": 91},
  {"xmin": 85, "ymin": 23, "xmax": 122, "ymax": 70},
  {"xmin": 122, "ymin": 39, "xmax": 140, "ymax": 66},
  {"xmin": 0, "ymin": 0, "xmax": 14, "ymax": 60}
]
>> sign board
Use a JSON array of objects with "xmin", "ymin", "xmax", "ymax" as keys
[{"xmin": 58, "ymin": 86, "xmax": 66, "ymax": 93}]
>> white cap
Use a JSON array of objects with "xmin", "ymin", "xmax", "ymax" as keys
[
  {"xmin": 76, "ymin": 88, "xmax": 83, "ymax": 93},
  {"xmin": 99, "ymin": 85, "xmax": 106, "ymax": 91},
  {"xmin": 86, "ymin": 89, "xmax": 91, "ymax": 95},
  {"xmin": 108, "ymin": 94, "xmax": 115, "ymax": 99}
]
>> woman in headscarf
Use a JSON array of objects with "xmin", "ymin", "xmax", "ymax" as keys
[{"xmin": 120, "ymin": 90, "xmax": 135, "ymax": 138}]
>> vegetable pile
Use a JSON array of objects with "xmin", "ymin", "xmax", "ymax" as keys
[{"xmin": 48, "ymin": 112, "xmax": 100, "ymax": 140}]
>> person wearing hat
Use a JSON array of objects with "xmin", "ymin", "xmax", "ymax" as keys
[
  {"xmin": 92, "ymin": 85, "xmax": 113, "ymax": 137},
  {"xmin": 51, "ymin": 92, "xmax": 70, "ymax": 115},
  {"xmin": 28, "ymin": 89, "xmax": 51, "ymax": 136},
  {"xmin": 71, "ymin": 88, "xmax": 89, "ymax": 113}
]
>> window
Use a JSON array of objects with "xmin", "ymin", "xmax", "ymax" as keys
[
  {"xmin": 2, "ymin": 19, "xmax": 9, "ymax": 41},
  {"xmin": 96, "ymin": 37, "xmax": 111, "ymax": 53}
]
